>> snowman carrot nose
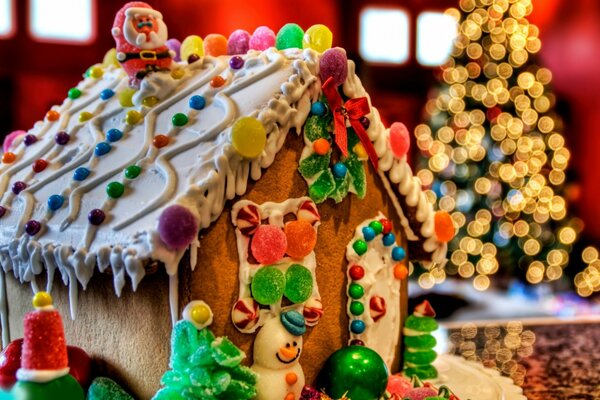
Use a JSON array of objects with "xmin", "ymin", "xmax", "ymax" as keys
[{"xmin": 279, "ymin": 346, "xmax": 298, "ymax": 359}]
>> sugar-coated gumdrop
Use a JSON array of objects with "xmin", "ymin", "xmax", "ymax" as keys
[
  {"xmin": 404, "ymin": 387, "xmax": 438, "ymax": 400},
  {"xmin": 249, "ymin": 26, "xmax": 276, "ymax": 51},
  {"xmin": 166, "ymin": 38, "xmax": 182, "ymax": 62},
  {"xmin": 251, "ymin": 224, "xmax": 287, "ymax": 264},
  {"xmin": 2, "ymin": 130, "xmax": 26, "ymax": 153},
  {"xmin": 119, "ymin": 87, "xmax": 136, "ymax": 108},
  {"xmin": 204, "ymin": 33, "xmax": 228, "ymax": 57},
  {"xmin": 303, "ymin": 24, "xmax": 333, "ymax": 53},
  {"xmin": 231, "ymin": 116, "xmax": 266, "ymax": 158},
  {"xmin": 276, "ymin": 23, "xmax": 304, "ymax": 50},
  {"xmin": 386, "ymin": 374, "xmax": 413, "ymax": 398},
  {"xmin": 251, "ymin": 266, "xmax": 285, "ymax": 305},
  {"xmin": 102, "ymin": 48, "xmax": 120, "ymax": 68},
  {"xmin": 320, "ymin": 48, "xmax": 348, "ymax": 87},
  {"xmin": 284, "ymin": 220, "xmax": 317, "ymax": 259},
  {"xmin": 181, "ymin": 35, "xmax": 204, "ymax": 61},
  {"xmin": 284, "ymin": 264, "xmax": 314, "ymax": 304},
  {"xmin": 228, "ymin": 29, "xmax": 251, "ymax": 55},
  {"xmin": 232, "ymin": 297, "xmax": 260, "ymax": 331},
  {"xmin": 390, "ymin": 122, "xmax": 411, "ymax": 158},
  {"xmin": 158, "ymin": 205, "xmax": 199, "ymax": 250},
  {"xmin": 434, "ymin": 210, "xmax": 455, "ymax": 242}
]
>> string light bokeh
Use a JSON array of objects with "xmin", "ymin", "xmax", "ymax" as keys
[{"xmin": 414, "ymin": 0, "xmax": 600, "ymax": 296}]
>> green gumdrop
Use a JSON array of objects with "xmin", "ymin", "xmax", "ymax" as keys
[
  {"xmin": 330, "ymin": 170, "xmax": 350, "ymax": 203},
  {"xmin": 211, "ymin": 337, "xmax": 246, "ymax": 367},
  {"xmin": 284, "ymin": 264, "xmax": 314, "ymax": 304},
  {"xmin": 304, "ymin": 115, "xmax": 330, "ymax": 142},
  {"xmin": 403, "ymin": 349, "xmax": 437, "ymax": 365},
  {"xmin": 276, "ymin": 23, "xmax": 304, "ymax": 50},
  {"xmin": 251, "ymin": 266, "xmax": 285, "ymax": 305},
  {"xmin": 345, "ymin": 153, "xmax": 367, "ymax": 198},
  {"xmin": 87, "ymin": 377, "xmax": 134, "ymax": 400},
  {"xmin": 11, "ymin": 374, "xmax": 84, "ymax": 400},
  {"xmin": 299, "ymin": 152, "xmax": 330, "ymax": 179},
  {"xmin": 405, "ymin": 334, "xmax": 437, "ymax": 350},
  {"xmin": 403, "ymin": 365, "xmax": 438, "ymax": 380},
  {"xmin": 309, "ymin": 170, "xmax": 336, "ymax": 203},
  {"xmin": 405, "ymin": 315, "xmax": 439, "ymax": 333}
]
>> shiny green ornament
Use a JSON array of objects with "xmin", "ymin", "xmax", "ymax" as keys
[
  {"xmin": 11, "ymin": 374, "xmax": 85, "ymax": 400},
  {"xmin": 316, "ymin": 346, "xmax": 388, "ymax": 400}
]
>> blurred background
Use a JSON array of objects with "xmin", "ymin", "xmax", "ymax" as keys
[{"xmin": 0, "ymin": 0, "xmax": 599, "ymax": 321}]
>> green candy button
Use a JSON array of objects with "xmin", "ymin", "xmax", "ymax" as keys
[
  {"xmin": 124, "ymin": 165, "xmax": 141, "ymax": 179},
  {"xmin": 106, "ymin": 182, "xmax": 125, "ymax": 199}
]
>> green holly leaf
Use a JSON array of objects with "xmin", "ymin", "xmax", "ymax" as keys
[
  {"xmin": 345, "ymin": 154, "xmax": 367, "ymax": 198},
  {"xmin": 299, "ymin": 152, "xmax": 330, "ymax": 179},
  {"xmin": 304, "ymin": 115, "xmax": 330, "ymax": 142},
  {"xmin": 330, "ymin": 170, "xmax": 351, "ymax": 203},
  {"xmin": 309, "ymin": 170, "xmax": 336, "ymax": 203}
]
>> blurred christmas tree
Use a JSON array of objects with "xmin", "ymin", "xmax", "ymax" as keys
[{"xmin": 414, "ymin": 0, "xmax": 600, "ymax": 296}]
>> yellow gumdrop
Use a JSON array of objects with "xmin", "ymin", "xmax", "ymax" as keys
[
  {"xmin": 302, "ymin": 24, "xmax": 333, "ymax": 53},
  {"xmin": 170, "ymin": 69, "xmax": 185, "ymax": 80},
  {"xmin": 191, "ymin": 304, "xmax": 211, "ymax": 325},
  {"xmin": 353, "ymin": 143, "xmax": 368, "ymax": 159},
  {"xmin": 119, "ymin": 88, "xmax": 137, "ymax": 108},
  {"xmin": 102, "ymin": 48, "xmax": 120, "ymax": 68},
  {"xmin": 125, "ymin": 110, "xmax": 143, "ymax": 125},
  {"xmin": 79, "ymin": 111, "xmax": 93, "ymax": 123},
  {"xmin": 181, "ymin": 35, "xmax": 204, "ymax": 61},
  {"xmin": 231, "ymin": 117, "xmax": 266, "ymax": 158},
  {"xmin": 89, "ymin": 66, "xmax": 104, "ymax": 79},
  {"xmin": 142, "ymin": 96, "xmax": 159, "ymax": 107},
  {"xmin": 32, "ymin": 292, "xmax": 53, "ymax": 309}
]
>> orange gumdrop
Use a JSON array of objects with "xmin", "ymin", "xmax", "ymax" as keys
[
  {"xmin": 284, "ymin": 220, "xmax": 317, "ymax": 259},
  {"xmin": 46, "ymin": 110, "xmax": 60, "ymax": 122},
  {"xmin": 394, "ymin": 263, "xmax": 408, "ymax": 280},
  {"xmin": 434, "ymin": 210, "xmax": 455, "ymax": 242},
  {"xmin": 203, "ymin": 33, "xmax": 228, "ymax": 57},
  {"xmin": 313, "ymin": 138, "xmax": 330, "ymax": 155}
]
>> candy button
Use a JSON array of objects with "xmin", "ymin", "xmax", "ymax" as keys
[
  {"xmin": 310, "ymin": 101, "xmax": 326, "ymax": 116},
  {"xmin": 369, "ymin": 220, "xmax": 383, "ymax": 234},
  {"xmin": 284, "ymin": 393, "xmax": 295, "ymax": 400},
  {"xmin": 348, "ymin": 283, "xmax": 364, "ymax": 299},
  {"xmin": 229, "ymin": 56, "xmax": 244, "ymax": 69},
  {"xmin": 353, "ymin": 239, "xmax": 368, "ymax": 256},
  {"xmin": 153, "ymin": 135, "xmax": 169, "ymax": 148},
  {"xmin": 142, "ymin": 96, "xmax": 159, "ymax": 107},
  {"xmin": 362, "ymin": 226, "xmax": 376, "ymax": 242},
  {"xmin": 383, "ymin": 233, "xmax": 395, "ymax": 247},
  {"xmin": 12, "ymin": 181, "xmax": 26, "ymax": 195},
  {"xmin": 313, "ymin": 138, "xmax": 330, "ymax": 155},
  {"xmin": 332, "ymin": 162, "xmax": 347, "ymax": 179},
  {"xmin": 125, "ymin": 110, "xmax": 142, "ymax": 125},
  {"xmin": 25, "ymin": 220, "xmax": 41, "ymax": 236},
  {"xmin": 350, "ymin": 320, "xmax": 366, "ymax": 334},
  {"xmin": 187, "ymin": 54, "xmax": 201, "ymax": 64},
  {"xmin": 23, "ymin": 135, "xmax": 37, "ymax": 146},
  {"xmin": 106, "ymin": 182, "xmax": 125, "ymax": 199},
  {"xmin": 211, "ymin": 76, "xmax": 226, "ymax": 88},
  {"xmin": 170, "ymin": 69, "xmax": 185, "ymax": 79},
  {"xmin": 189, "ymin": 95, "xmax": 206, "ymax": 110},
  {"xmin": 172, "ymin": 113, "xmax": 188, "ymax": 127},
  {"xmin": 89, "ymin": 66, "xmax": 104, "ymax": 79},
  {"xmin": 284, "ymin": 264, "xmax": 313, "ymax": 304},
  {"xmin": 32, "ymin": 292, "xmax": 53, "ymax": 308},
  {"xmin": 68, "ymin": 88, "xmax": 81, "ymax": 99},
  {"xmin": 47, "ymin": 194, "xmax": 64, "ymax": 211},
  {"xmin": 100, "ymin": 89, "xmax": 115, "ymax": 100},
  {"xmin": 106, "ymin": 128, "xmax": 123, "ymax": 142},
  {"xmin": 350, "ymin": 301, "xmax": 364, "ymax": 316},
  {"xmin": 191, "ymin": 303, "xmax": 212, "ymax": 325},
  {"xmin": 284, "ymin": 220, "xmax": 317, "ymax": 259},
  {"xmin": 286, "ymin": 372, "xmax": 298, "ymax": 385},
  {"xmin": 251, "ymin": 265, "xmax": 285, "ymax": 305},
  {"xmin": 394, "ymin": 263, "xmax": 408, "ymax": 280},
  {"xmin": 2, "ymin": 152, "xmax": 15, "ymax": 164},
  {"xmin": 73, "ymin": 167, "xmax": 90, "ymax": 181},
  {"xmin": 46, "ymin": 110, "xmax": 60, "ymax": 122},
  {"xmin": 392, "ymin": 246, "xmax": 405, "ymax": 261},
  {"xmin": 360, "ymin": 116, "xmax": 370, "ymax": 130},
  {"xmin": 251, "ymin": 224, "xmax": 287, "ymax": 265},
  {"xmin": 79, "ymin": 111, "xmax": 93, "ymax": 123},
  {"xmin": 88, "ymin": 209, "xmax": 105, "ymax": 225},
  {"xmin": 231, "ymin": 116, "xmax": 266, "ymax": 158},
  {"xmin": 95, "ymin": 142, "xmax": 111, "ymax": 156},
  {"xmin": 381, "ymin": 219, "xmax": 393, "ymax": 234},
  {"xmin": 32, "ymin": 159, "xmax": 48, "ymax": 173},
  {"xmin": 353, "ymin": 143, "xmax": 367, "ymax": 159},
  {"xmin": 0, "ymin": 206, "xmax": 7, "ymax": 218},
  {"xmin": 350, "ymin": 339, "xmax": 365, "ymax": 346},
  {"xmin": 349, "ymin": 265, "xmax": 365, "ymax": 281},
  {"xmin": 124, "ymin": 165, "xmax": 141, "ymax": 179},
  {"xmin": 54, "ymin": 131, "xmax": 70, "ymax": 145}
]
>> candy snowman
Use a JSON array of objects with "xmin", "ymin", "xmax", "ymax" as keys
[{"xmin": 252, "ymin": 311, "xmax": 306, "ymax": 400}]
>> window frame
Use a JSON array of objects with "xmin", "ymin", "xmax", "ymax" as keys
[{"xmin": 27, "ymin": 0, "xmax": 97, "ymax": 45}]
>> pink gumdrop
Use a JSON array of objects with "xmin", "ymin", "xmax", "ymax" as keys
[
  {"xmin": 166, "ymin": 38, "xmax": 182, "ymax": 62},
  {"xmin": 390, "ymin": 122, "xmax": 411, "ymax": 158},
  {"xmin": 249, "ymin": 26, "xmax": 276, "ymax": 51},
  {"xmin": 3, "ymin": 130, "xmax": 26, "ymax": 153},
  {"xmin": 386, "ymin": 374, "xmax": 413, "ymax": 397},
  {"xmin": 319, "ymin": 48, "xmax": 348, "ymax": 87},
  {"xmin": 404, "ymin": 387, "xmax": 438, "ymax": 400},
  {"xmin": 158, "ymin": 205, "xmax": 199, "ymax": 250},
  {"xmin": 228, "ymin": 29, "xmax": 251, "ymax": 55},
  {"xmin": 251, "ymin": 224, "xmax": 287, "ymax": 265}
]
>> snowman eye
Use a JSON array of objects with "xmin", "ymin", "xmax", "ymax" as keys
[
  {"xmin": 286, "ymin": 343, "xmax": 290, "ymax": 348},
  {"xmin": 293, "ymin": 341, "xmax": 298, "ymax": 347}
]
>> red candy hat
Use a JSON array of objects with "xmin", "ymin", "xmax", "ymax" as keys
[{"xmin": 16, "ymin": 292, "xmax": 69, "ymax": 383}]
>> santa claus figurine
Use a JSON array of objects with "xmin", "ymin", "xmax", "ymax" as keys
[{"xmin": 112, "ymin": 2, "xmax": 173, "ymax": 86}]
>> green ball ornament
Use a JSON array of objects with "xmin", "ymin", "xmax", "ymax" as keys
[
  {"xmin": 316, "ymin": 346, "xmax": 389, "ymax": 400},
  {"xmin": 11, "ymin": 374, "xmax": 85, "ymax": 400}
]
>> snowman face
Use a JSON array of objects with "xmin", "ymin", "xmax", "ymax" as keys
[{"xmin": 253, "ymin": 317, "xmax": 303, "ymax": 370}]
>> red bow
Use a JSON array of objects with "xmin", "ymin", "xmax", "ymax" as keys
[{"xmin": 321, "ymin": 77, "xmax": 379, "ymax": 169}]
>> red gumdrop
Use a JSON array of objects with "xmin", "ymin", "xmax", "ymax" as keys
[
  {"xmin": 404, "ymin": 387, "xmax": 438, "ymax": 400},
  {"xmin": 251, "ymin": 224, "xmax": 287, "ymax": 264},
  {"xmin": 249, "ymin": 26, "xmax": 276, "ymax": 51},
  {"xmin": 284, "ymin": 220, "xmax": 317, "ymax": 259},
  {"xmin": 389, "ymin": 122, "xmax": 411, "ymax": 158},
  {"xmin": 434, "ymin": 210, "xmax": 455, "ymax": 243},
  {"xmin": 22, "ymin": 310, "xmax": 69, "ymax": 372},
  {"xmin": 158, "ymin": 205, "xmax": 199, "ymax": 250},
  {"xmin": 319, "ymin": 48, "xmax": 348, "ymax": 87},
  {"xmin": 386, "ymin": 374, "xmax": 413, "ymax": 398},
  {"xmin": 0, "ymin": 339, "xmax": 23, "ymax": 389}
]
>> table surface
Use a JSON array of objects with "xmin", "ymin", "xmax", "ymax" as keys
[{"xmin": 446, "ymin": 319, "xmax": 600, "ymax": 400}]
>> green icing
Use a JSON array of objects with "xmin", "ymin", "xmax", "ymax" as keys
[
  {"xmin": 309, "ymin": 170, "xmax": 336, "ymax": 203},
  {"xmin": 404, "ymin": 315, "xmax": 439, "ymax": 333},
  {"xmin": 304, "ymin": 115, "xmax": 330, "ymax": 142},
  {"xmin": 12, "ymin": 374, "xmax": 84, "ymax": 400},
  {"xmin": 345, "ymin": 154, "xmax": 367, "ymax": 198},
  {"xmin": 153, "ymin": 321, "xmax": 257, "ymax": 400},
  {"xmin": 404, "ymin": 334, "xmax": 437, "ymax": 349},
  {"xmin": 403, "ymin": 365, "xmax": 438, "ymax": 380},
  {"xmin": 403, "ymin": 349, "xmax": 438, "ymax": 365},
  {"xmin": 298, "ymin": 152, "xmax": 331, "ymax": 179},
  {"xmin": 87, "ymin": 377, "xmax": 133, "ymax": 400}
]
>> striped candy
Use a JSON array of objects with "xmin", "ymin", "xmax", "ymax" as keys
[
  {"xmin": 231, "ymin": 297, "xmax": 260, "ymax": 332},
  {"xmin": 297, "ymin": 199, "xmax": 320, "ymax": 224},
  {"xmin": 303, "ymin": 297, "xmax": 324, "ymax": 326},
  {"xmin": 369, "ymin": 296, "xmax": 387, "ymax": 323},
  {"xmin": 236, "ymin": 204, "xmax": 261, "ymax": 236}
]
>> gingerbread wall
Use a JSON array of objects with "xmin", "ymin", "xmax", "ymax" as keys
[{"xmin": 4, "ymin": 132, "xmax": 408, "ymax": 398}]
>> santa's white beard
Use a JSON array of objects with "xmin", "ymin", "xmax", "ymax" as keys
[{"xmin": 123, "ymin": 18, "xmax": 168, "ymax": 50}]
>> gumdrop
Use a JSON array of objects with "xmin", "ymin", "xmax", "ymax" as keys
[
  {"xmin": 251, "ymin": 266, "xmax": 285, "ymax": 305},
  {"xmin": 390, "ymin": 122, "xmax": 411, "ymax": 158},
  {"xmin": 249, "ymin": 26, "xmax": 276, "ymax": 51},
  {"xmin": 204, "ymin": 34, "xmax": 228, "ymax": 57},
  {"xmin": 228, "ymin": 29, "xmax": 251, "ymax": 55},
  {"xmin": 181, "ymin": 35, "xmax": 204, "ymax": 61},
  {"xmin": 166, "ymin": 38, "xmax": 181, "ymax": 62},
  {"xmin": 276, "ymin": 23, "xmax": 304, "ymax": 50},
  {"xmin": 88, "ymin": 377, "xmax": 133, "ymax": 400},
  {"xmin": 3, "ymin": 130, "xmax": 26, "ymax": 153},
  {"xmin": 403, "ymin": 387, "xmax": 438, "ymax": 400},
  {"xmin": 251, "ymin": 225, "xmax": 287, "ymax": 264},
  {"xmin": 387, "ymin": 374, "xmax": 413, "ymax": 398},
  {"xmin": 231, "ymin": 117, "xmax": 266, "ymax": 159},
  {"xmin": 298, "ymin": 153, "xmax": 330, "ymax": 179},
  {"xmin": 284, "ymin": 220, "xmax": 317, "ymax": 258},
  {"xmin": 284, "ymin": 264, "xmax": 314, "ymax": 304},
  {"xmin": 308, "ymin": 170, "xmax": 336, "ymax": 204},
  {"xmin": 320, "ymin": 48, "xmax": 348, "ymax": 87},
  {"xmin": 434, "ymin": 211, "xmax": 455, "ymax": 242},
  {"xmin": 158, "ymin": 205, "xmax": 199, "ymax": 250},
  {"xmin": 303, "ymin": 24, "xmax": 333, "ymax": 53}
]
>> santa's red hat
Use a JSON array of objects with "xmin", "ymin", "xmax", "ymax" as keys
[
  {"xmin": 16, "ymin": 292, "xmax": 69, "ymax": 383},
  {"xmin": 111, "ymin": 2, "xmax": 163, "ymax": 39}
]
